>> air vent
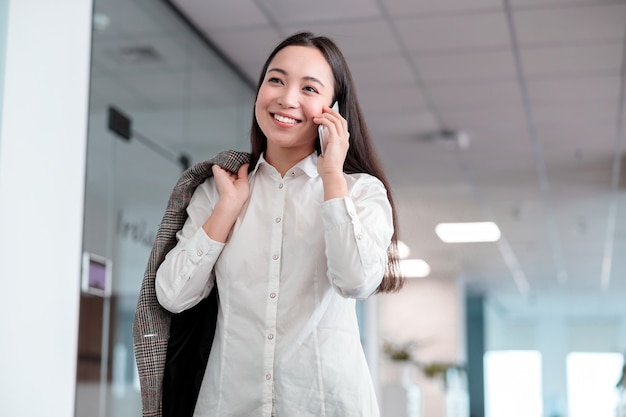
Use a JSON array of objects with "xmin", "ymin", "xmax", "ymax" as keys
[{"xmin": 109, "ymin": 45, "xmax": 162, "ymax": 65}]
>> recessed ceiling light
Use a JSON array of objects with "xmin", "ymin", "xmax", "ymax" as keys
[
  {"xmin": 435, "ymin": 221, "xmax": 501, "ymax": 243},
  {"xmin": 400, "ymin": 259, "xmax": 431, "ymax": 278}
]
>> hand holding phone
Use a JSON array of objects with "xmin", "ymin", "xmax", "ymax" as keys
[{"xmin": 318, "ymin": 101, "xmax": 339, "ymax": 156}]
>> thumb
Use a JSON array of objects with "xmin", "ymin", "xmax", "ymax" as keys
[{"xmin": 237, "ymin": 163, "xmax": 250, "ymax": 179}]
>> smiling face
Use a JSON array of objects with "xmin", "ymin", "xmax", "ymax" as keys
[{"xmin": 254, "ymin": 45, "xmax": 335, "ymax": 160}]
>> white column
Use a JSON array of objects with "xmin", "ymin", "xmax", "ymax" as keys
[{"xmin": 0, "ymin": 1, "xmax": 93, "ymax": 416}]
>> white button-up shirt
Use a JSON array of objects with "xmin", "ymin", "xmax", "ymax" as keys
[{"xmin": 155, "ymin": 152, "xmax": 393, "ymax": 417}]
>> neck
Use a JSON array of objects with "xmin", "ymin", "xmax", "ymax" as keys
[{"xmin": 265, "ymin": 146, "xmax": 313, "ymax": 176}]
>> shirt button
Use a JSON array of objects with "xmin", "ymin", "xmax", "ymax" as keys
[
  {"xmin": 278, "ymin": 183, "xmax": 284, "ymax": 189},
  {"xmin": 356, "ymin": 234, "xmax": 363, "ymax": 240},
  {"xmin": 196, "ymin": 249, "xmax": 203, "ymax": 256},
  {"xmin": 268, "ymin": 334, "xmax": 274, "ymax": 340},
  {"xmin": 269, "ymin": 292, "xmax": 277, "ymax": 299},
  {"xmin": 275, "ymin": 217, "xmax": 281, "ymax": 223},
  {"xmin": 266, "ymin": 373, "xmax": 272, "ymax": 380},
  {"xmin": 272, "ymin": 254, "xmax": 279, "ymax": 260},
  {"xmin": 290, "ymin": 171, "xmax": 295, "ymax": 177}
]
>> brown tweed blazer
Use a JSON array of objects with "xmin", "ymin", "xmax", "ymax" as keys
[{"xmin": 132, "ymin": 150, "xmax": 251, "ymax": 417}]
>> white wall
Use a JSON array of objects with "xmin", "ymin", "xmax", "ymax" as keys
[
  {"xmin": 0, "ymin": 0, "xmax": 8, "ymax": 137},
  {"xmin": 379, "ymin": 277, "xmax": 466, "ymax": 417},
  {"xmin": 0, "ymin": 1, "xmax": 93, "ymax": 416}
]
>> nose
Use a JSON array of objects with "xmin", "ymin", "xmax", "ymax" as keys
[{"xmin": 277, "ymin": 87, "xmax": 298, "ymax": 108}]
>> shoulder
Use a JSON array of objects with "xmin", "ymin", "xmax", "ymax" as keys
[{"xmin": 189, "ymin": 176, "xmax": 219, "ymax": 204}]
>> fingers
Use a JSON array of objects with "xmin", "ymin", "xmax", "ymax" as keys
[
  {"xmin": 237, "ymin": 163, "xmax": 250, "ymax": 180},
  {"xmin": 315, "ymin": 107, "xmax": 349, "ymax": 143},
  {"xmin": 213, "ymin": 163, "xmax": 249, "ymax": 180}
]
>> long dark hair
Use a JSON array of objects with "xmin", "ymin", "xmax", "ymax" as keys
[{"xmin": 250, "ymin": 32, "xmax": 404, "ymax": 293}]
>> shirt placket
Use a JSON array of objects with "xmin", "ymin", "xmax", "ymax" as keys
[{"xmin": 263, "ymin": 175, "xmax": 287, "ymax": 416}]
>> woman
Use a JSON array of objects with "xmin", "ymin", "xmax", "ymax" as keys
[{"xmin": 155, "ymin": 31, "xmax": 404, "ymax": 417}]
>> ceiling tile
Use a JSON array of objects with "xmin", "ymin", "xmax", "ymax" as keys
[
  {"xmin": 521, "ymin": 43, "xmax": 623, "ymax": 77},
  {"xmin": 259, "ymin": 0, "xmax": 381, "ymax": 24},
  {"xmin": 414, "ymin": 50, "xmax": 517, "ymax": 82},
  {"xmin": 366, "ymin": 109, "xmax": 441, "ymax": 137},
  {"xmin": 283, "ymin": 19, "xmax": 400, "ymax": 59},
  {"xmin": 357, "ymin": 84, "xmax": 429, "ymax": 114},
  {"xmin": 395, "ymin": 11, "xmax": 510, "ymax": 52},
  {"xmin": 444, "ymin": 103, "xmax": 528, "ymax": 130},
  {"xmin": 513, "ymin": 3, "xmax": 626, "ymax": 45},
  {"xmin": 170, "ymin": 0, "xmax": 269, "ymax": 30},
  {"xmin": 428, "ymin": 80, "xmax": 523, "ymax": 109},
  {"xmin": 526, "ymin": 74, "xmax": 622, "ymax": 105},
  {"xmin": 384, "ymin": 0, "xmax": 502, "ymax": 15},
  {"xmin": 348, "ymin": 55, "xmax": 416, "ymax": 87},
  {"xmin": 204, "ymin": 28, "xmax": 284, "ymax": 71},
  {"xmin": 531, "ymin": 101, "xmax": 618, "ymax": 127}
]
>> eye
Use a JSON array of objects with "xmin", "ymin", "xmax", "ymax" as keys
[
  {"xmin": 303, "ymin": 86, "xmax": 318, "ymax": 94},
  {"xmin": 267, "ymin": 77, "xmax": 283, "ymax": 85}
]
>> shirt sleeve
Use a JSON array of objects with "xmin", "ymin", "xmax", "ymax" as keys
[
  {"xmin": 321, "ymin": 174, "xmax": 393, "ymax": 299},
  {"xmin": 155, "ymin": 179, "xmax": 225, "ymax": 313}
]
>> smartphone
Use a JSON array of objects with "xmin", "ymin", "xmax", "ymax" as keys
[{"xmin": 318, "ymin": 101, "xmax": 339, "ymax": 156}]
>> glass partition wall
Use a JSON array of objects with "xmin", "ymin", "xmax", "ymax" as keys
[{"xmin": 77, "ymin": 0, "xmax": 254, "ymax": 415}]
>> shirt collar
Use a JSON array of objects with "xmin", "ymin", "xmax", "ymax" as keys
[{"xmin": 252, "ymin": 152, "xmax": 319, "ymax": 179}]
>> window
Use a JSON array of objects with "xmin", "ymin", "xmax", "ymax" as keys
[
  {"xmin": 484, "ymin": 350, "xmax": 543, "ymax": 417},
  {"xmin": 566, "ymin": 352, "xmax": 623, "ymax": 417}
]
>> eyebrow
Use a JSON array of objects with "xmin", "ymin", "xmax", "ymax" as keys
[{"xmin": 267, "ymin": 67, "xmax": 326, "ymax": 88}]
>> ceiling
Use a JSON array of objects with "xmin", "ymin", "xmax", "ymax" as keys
[{"xmin": 90, "ymin": 0, "xmax": 626, "ymax": 316}]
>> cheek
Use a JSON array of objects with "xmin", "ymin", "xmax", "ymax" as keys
[
  {"xmin": 303, "ymin": 102, "xmax": 323, "ymax": 120},
  {"xmin": 254, "ymin": 93, "xmax": 271, "ymax": 122}
]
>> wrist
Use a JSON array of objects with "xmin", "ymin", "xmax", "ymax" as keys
[{"xmin": 322, "ymin": 172, "xmax": 348, "ymax": 200}]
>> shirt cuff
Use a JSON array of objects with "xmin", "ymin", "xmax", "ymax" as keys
[
  {"xmin": 320, "ymin": 197, "xmax": 357, "ymax": 230},
  {"xmin": 186, "ymin": 227, "xmax": 225, "ymax": 264}
]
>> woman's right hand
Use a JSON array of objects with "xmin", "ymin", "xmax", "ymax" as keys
[
  {"xmin": 202, "ymin": 163, "xmax": 250, "ymax": 242},
  {"xmin": 212, "ymin": 163, "xmax": 250, "ymax": 210}
]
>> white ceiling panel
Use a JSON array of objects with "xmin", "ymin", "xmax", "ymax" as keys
[
  {"xmin": 428, "ymin": 81, "xmax": 523, "ymax": 109},
  {"xmin": 513, "ymin": 3, "xmax": 626, "ymax": 45},
  {"xmin": 521, "ymin": 43, "xmax": 623, "ymax": 77},
  {"xmin": 171, "ymin": 0, "xmax": 268, "ymax": 31},
  {"xmin": 395, "ymin": 12, "xmax": 510, "ymax": 52},
  {"xmin": 348, "ymin": 55, "xmax": 416, "ymax": 87},
  {"xmin": 260, "ymin": 0, "xmax": 382, "ymax": 24},
  {"xmin": 200, "ymin": 27, "xmax": 283, "ymax": 74},
  {"xmin": 532, "ymin": 100, "xmax": 619, "ymax": 126},
  {"xmin": 414, "ymin": 50, "xmax": 517, "ymax": 82},
  {"xmin": 283, "ymin": 20, "xmax": 400, "ymax": 59},
  {"xmin": 444, "ymin": 103, "xmax": 528, "ymax": 129},
  {"xmin": 526, "ymin": 74, "xmax": 622, "ymax": 104},
  {"xmin": 356, "ymin": 84, "xmax": 430, "ymax": 113},
  {"xmin": 509, "ymin": 0, "xmax": 621, "ymax": 9},
  {"xmin": 383, "ymin": 0, "xmax": 502, "ymax": 15}
]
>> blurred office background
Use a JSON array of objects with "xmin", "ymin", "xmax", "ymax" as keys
[{"xmin": 1, "ymin": 0, "xmax": 626, "ymax": 416}]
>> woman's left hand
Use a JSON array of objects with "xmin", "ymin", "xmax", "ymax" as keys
[
  {"xmin": 314, "ymin": 104, "xmax": 350, "ymax": 199},
  {"xmin": 315, "ymin": 104, "xmax": 350, "ymax": 176}
]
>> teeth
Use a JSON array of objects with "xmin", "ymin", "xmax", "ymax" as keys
[{"xmin": 274, "ymin": 114, "xmax": 297, "ymax": 124}]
